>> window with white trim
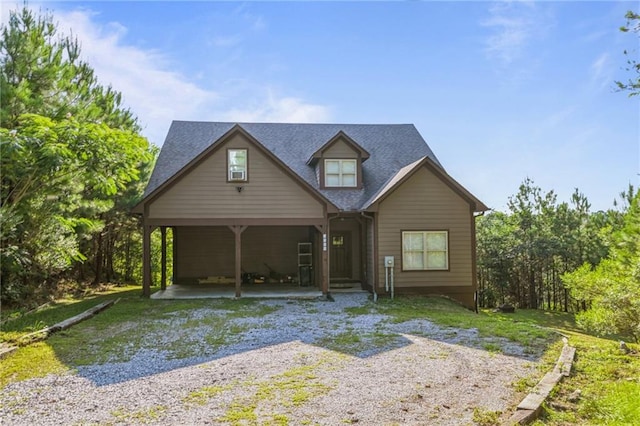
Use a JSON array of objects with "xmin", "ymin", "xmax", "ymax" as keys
[
  {"xmin": 324, "ymin": 159, "xmax": 357, "ymax": 187},
  {"xmin": 228, "ymin": 149, "xmax": 247, "ymax": 181},
  {"xmin": 402, "ymin": 231, "xmax": 449, "ymax": 270}
]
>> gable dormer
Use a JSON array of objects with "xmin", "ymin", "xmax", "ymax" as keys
[{"xmin": 307, "ymin": 131, "xmax": 370, "ymax": 189}]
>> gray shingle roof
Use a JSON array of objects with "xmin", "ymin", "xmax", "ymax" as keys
[{"xmin": 143, "ymin": 121, "xmax": 443, "ymax": 211}]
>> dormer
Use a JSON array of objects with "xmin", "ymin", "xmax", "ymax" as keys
[{"xmin": 307, "ymin": 131, "xmax": 370, "ymax": 189}]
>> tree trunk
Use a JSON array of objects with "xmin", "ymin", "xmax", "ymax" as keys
[{"xmin": 92, "ymin": 231, "xmax": 103, "ymax": 286}]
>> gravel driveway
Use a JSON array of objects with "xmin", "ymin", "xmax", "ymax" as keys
[{"xmin": 1, "ymin": 293, "xmax": 539, "ymax": 425}]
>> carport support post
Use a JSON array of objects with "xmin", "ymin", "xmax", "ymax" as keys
[
  {"xmin": 315, "ymin": 223, "xmax": 329, "ymax": 295},
  {"xmin": 230, "ymin": 225, "xmax": 248, "ymax": 298},
  {"xmin": 142, "ymin": 224, "xmax": 152, "ymax": 297},
  {"xmin": 160, "ymin": 227, "xmax": 167, "ymax": 291}
]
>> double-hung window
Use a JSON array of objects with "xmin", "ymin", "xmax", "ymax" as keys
[
  {"xmin": 402, "ymin": 231, "xmax": 449, "ymax": 270},
  {"xmin": 228, "ymin": 149, "xmax": 247, "ymax": 181},
  {"xmin": 324, "ymin": 159, "xmax": 357, "ymax": 187}
]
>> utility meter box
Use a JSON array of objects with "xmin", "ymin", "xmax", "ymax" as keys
[{"xmin": 384, "ymin": 256, "xmax": 395, "ymax": 267}]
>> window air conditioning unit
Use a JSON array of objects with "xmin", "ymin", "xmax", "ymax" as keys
[{"xmin": 230, "ymin": 170, "xmax": 245, "ymax": 181}]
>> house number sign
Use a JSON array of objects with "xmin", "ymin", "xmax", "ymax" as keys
[{"xmin": 323, "ymin": 234, "xmax": 327, "ymax": 252}]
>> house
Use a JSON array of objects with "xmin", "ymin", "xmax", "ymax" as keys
[{"xmin": 133, "ymin": 122, "xmax": 488, "ymax": 308}]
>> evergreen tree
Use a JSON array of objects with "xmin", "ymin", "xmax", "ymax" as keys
[
  {"xmin": 563, "ymin": 190, "xmax": 640, "ymax": 342},
  {"xmin": 1, "ymin": 6, "xmax": 153, "ymax": 305}
]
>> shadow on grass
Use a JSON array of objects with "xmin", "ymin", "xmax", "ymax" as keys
[{"xmin": 2, "ymin": 289, "xmax": 562, "ymax": 388}]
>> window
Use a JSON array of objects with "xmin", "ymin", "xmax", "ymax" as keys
[
  {"xmin": 325, "ymin": 159, "xmax": 357, "ymax": 187},
  {"xmin": 228, "ymin": 149, "xmax": 247, "ymax": 181},
  {"xmin": 402, "ymin": 231, "xmax": 448, "ymax": 270}
]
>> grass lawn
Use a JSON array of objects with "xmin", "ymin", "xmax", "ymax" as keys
[
  {"xmin": 1, "ymin": 288, "xmax": 638, "ymax": 425},
  {"xmin": 482, "ymin": 309, "xmax": 640, "ymax": 425}
]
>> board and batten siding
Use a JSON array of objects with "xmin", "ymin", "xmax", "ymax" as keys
[
  {"xmin": 148, "ymin": 133, "xmax": 324, "ymax": 219},
  {"xmin": 376, "ymin": 166, "xmax": 474, "ymax": 291},
  {"xmin": 175, "ymin": 226, "xmax": 313, "ymax": 282}
]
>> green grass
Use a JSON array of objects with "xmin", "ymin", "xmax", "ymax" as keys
[
  {"xmin": 533, "ymin": 333, "xmax": 640, "ymax": 425},
  {"xmin": 374, "ymin": 296, "xmax": 556, "ymax": 352},
  {"xmin": 315, "ymin": 329, "xmax": 400, "ymax": 356},
  {"xmin": 472, "ymin": 407, "xmax": 502, "ymax": 426},
  {"xmin": 0, "ymin": 285, "xmax": 144, "ymax": 343},
  {"xmin": 0, "ymin": 285, "xmax": 281, "ymax": 388},
  {"xmin": 111, "ymin": 405, "xmax": 167, "ymax": 424},
  {"xmin": 217, "ymin": 362, "xmax": 333, "ymax": 425},
  {"xmin": 182, "ymin": 385, "xmax": 230, "ymax": 406}
]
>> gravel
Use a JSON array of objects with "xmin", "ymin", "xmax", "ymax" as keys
[{"xmin": 0, "ymin": 293, "xmax": 540, "ymax": 425}]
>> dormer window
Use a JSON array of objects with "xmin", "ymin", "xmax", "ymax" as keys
[
  {"xmin": 325, "ymin": 159, "xmax": 357, "ymax": 187},
  {"xmin": 228, "ymin": 149, "xmax": 247, "ymax": 181},
  {"xmin": 308, "ymin": 131, "xmax": 368, "ymax": 189}
]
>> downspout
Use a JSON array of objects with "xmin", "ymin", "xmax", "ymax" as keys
[{"xmin": 360, "ymin": 212, "xmax": 377, "ymax": 302}]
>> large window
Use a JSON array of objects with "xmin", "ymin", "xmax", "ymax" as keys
[
  {"xmin": 324, "ymin": 159, "xmax": 357, "ymax": 187},
  {"xmin": 228, "ymin": 149, "xmax": 247, "ymax": 181},
  {"xmin": 402, "ymin": 231, "xmax": 449, "ymax": 270}
]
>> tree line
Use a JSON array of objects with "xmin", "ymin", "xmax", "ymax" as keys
[
  {"xmin": 476, "ymin": 180, "xmax": 631, "ymax": 310},
  {"xmin": 476, "ymin": 181, "xmax": 639, "ymax": 341},
  {"xmin": 1, "ymin": 7, "xmax": 161, "ymax": 306}
]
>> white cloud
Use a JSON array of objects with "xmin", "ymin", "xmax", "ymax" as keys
[
  {"xmin": 590, "ymin": 52, "xmax": 612, "ymax": 91},
  {"xmin": 222, "ymin": 90, "xmax": 331, "ymax": 123},
  {"xmin": 481, "ymin": 1, "xmax": 551, "ymax": 67},
  {"xmin": 53, "ymin": 9, "xmax": 222, "ymax": 145},
  {"xmin": 3, "ymin": 4, "xmax": 329, "ymax": 145}
]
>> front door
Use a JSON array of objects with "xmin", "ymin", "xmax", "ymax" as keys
[{"xmin": 330, "ymin": 232, "xmax": 351, "ymax": 279}]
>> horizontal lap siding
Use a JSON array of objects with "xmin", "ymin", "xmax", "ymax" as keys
[
  {"xmin": 366, "ymin": 219, "xmax": 375, "ymax": 288},
  {"xmin": 323, "ymin": 139, "xmax": 359, "ymax": 158},
  {"xmin": 149, "ymin": 134, "xmax": 324, "ymax": 219},
  {"xmin": 175, "ymin": 226, "xmax": 311, "ymax": 281},
  {"xmin": 377, "ymin": 167, "xmax": 473, "ymax": 289}
]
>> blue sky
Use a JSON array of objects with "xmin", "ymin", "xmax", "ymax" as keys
[{"xmin": 3, "ymin": 1, "xmax": 639, "ymax": 212}]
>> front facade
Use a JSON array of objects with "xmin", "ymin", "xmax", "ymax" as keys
[{"xmin": 134, "ymin": 122, "xmax": 488, "ymax": 308}]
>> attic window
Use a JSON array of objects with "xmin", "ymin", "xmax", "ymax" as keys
[
  {"xmin": 228, "ymin": 149, "xmax": 247, "ymax": 181},
  {"xmin": 325, "ymin": 159, "xmax": 357, "ymax": 188}
]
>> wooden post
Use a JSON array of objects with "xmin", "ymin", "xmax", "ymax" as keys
[
  {"xmin": 142, "ymin": 224, "xmax": 152, "ymax": 297},
  {"xmin": 229, "ymin": 225, "xmax": 248, "ymax": 298},
  {"xmin": 160, "ymin": 227, "xmax": 167, "ymax": 291},
  {"xmin": 172, "ymin": 227, "xmax": 178, "ymax": 283},
  {"xmin": 315, "ymin": 223, "xmax": 329, "ymax": 296}
]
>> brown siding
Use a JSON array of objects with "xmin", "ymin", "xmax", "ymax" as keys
[
  {"xmin": 174, "ymin": 226, "xmax": 313, "ymax": 283},
  {"xmin": 377, "ymin": 167, "xmax": 474, "ymax": 294},
  {"xmin": 149, "ymin": 133, "xmax": 324, "ymax": 219},
  {"xmin": 242, "ymin": 226, "xmax": 311, "ymax": 278},
  {"xmin": 365, "ymin": 216, "xmax": 375, "ymax": 289},
  {"xmin": 323, "ymin": 138, "xmax": 359, "ymax": 158},
  {"xmin": 175, "ymin": 227, "xmax": 234, "ymax": 280}
]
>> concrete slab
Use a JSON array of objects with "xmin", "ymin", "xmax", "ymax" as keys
[{"xmin": 151, "ymin": 284, "xmax": 324, "ymax": 300}]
